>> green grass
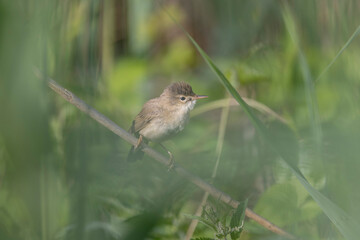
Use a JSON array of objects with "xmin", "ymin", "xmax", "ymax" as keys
[
  {"xmin": 2, "ymin": 1, "xmax": 360, "ymax": 239},
  {"xmin": 166, "ymin": 3, "xmax": 360, "ymax": 240}
]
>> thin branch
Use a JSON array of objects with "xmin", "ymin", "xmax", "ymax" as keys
[
  {"xmin": 48, "ymin": 79, "xmax": 296, "ymax": 239},
  {"xmin": 192, "ymin": 98, "xmax": 289, "ymax": 125}
]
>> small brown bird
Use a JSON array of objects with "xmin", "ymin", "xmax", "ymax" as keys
[{"xmin": 127, "ymin": 82, "xmax": 208, "ymax": 166}]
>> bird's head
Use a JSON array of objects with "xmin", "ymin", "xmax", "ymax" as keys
[{"xmin": 160, "ymin": 82, "xmax": 208, "ymax": 111}]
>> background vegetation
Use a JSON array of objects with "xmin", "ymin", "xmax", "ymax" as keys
[{"xmin": 1, "ymin": 0, "xmax": 360, "ymax": 239}]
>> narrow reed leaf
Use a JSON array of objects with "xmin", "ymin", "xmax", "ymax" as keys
[
  {"xmin": 184, "ymin": 214, "xmax": 218, "ymax": 232},
  {"xmin": 164, "ymin": 7, "xmax": 360, "ymax": 240},
  {"xmin": 291, "ymin": 169, "xmax": 360, "ymax": 240},
  {"xmin": 282, "ymin": 5, "xmax": 323, "ymax": 157},
  {"xmin": 315, "ymin": 24, "xmax": 360, "ymax": 83}
]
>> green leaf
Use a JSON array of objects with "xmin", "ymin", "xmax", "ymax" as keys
[
  {"xmin": 315, "ymin": 24, "xmax": 360, "ymax": 83},
  {"xmin": 254, "ymin": 181, "xmax": 321, "ymax": 227},
  {"xmin": 283, "ymin": 4, "xmax": 322, "ymax": 158},
  {"xmin": 164, "ymin": 7, "xmax": 360, "ymax": 240},
  {"xmin": 230, "ymin": 199, "xmax": 247, "ymax": 240},
  {"xmin": 291, "ymin": 168, "xmax": 360, "ymax": 240},
  {"xmin": 184, "ymin": 214, "xmax": 218, "ymax": 232},
  {"xmin": 202, "ymin": 204, "xmax": 220, "ymax": 226}
]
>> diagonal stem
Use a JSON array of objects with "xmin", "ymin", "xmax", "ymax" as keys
[{"xmin": 47, "ymin": 79, "xmax": 296, "ymax": 239}]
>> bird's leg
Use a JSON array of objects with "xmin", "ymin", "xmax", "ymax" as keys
[
  {"xmin": 159, "ymin": 143, "xmax": 174, "ymax": 171},
  {"xmin": 134, "ymin": 135, "xmax": 143, "ymax": 150}
]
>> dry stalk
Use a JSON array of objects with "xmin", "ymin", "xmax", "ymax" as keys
[{"xmin": 48, "ymin": 79, "xmax": 296, "ymax": 240}]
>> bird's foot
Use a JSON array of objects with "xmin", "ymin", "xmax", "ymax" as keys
[
  {"xmin": 134, "ymin": 135, "xmax": 143, "ymax": 150},
  {"xmin": 167, "ymin": 151, "xmax": 175, "ymax": 171}
]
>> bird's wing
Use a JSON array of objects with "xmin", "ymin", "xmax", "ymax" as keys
[{"xmin": 133, "ymin": 98, "xmax": 162, "ymax": 134}]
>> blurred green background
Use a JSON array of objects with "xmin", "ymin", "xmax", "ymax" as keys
[{"xmin": 1, "ymin": 0, "xmax": 360, "ymax": 239}]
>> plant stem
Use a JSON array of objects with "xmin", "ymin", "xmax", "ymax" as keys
[{"xmin": 47, "ymin": 79, "xmax": 296, "ymax": 240}]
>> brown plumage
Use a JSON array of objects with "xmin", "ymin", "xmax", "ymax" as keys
[
  {"xmin": 127, "ymin": 82, "xmax": 208, "ymax": 162},
  {"xmin": 164, "ymin": 81, "xmax": 196, "ymax": 97}
]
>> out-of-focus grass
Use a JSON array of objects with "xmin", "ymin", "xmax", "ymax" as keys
[
  {"xmin": 171, "ymin": 3, "xmax": 360, "ymax": 239},
  {"xmin": 1, "ymin": 0, "xmax": 360, "ymax": 240}
]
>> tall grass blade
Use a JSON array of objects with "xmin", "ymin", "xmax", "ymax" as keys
[
  {"xmin": 315, "ymin": 24, "xmax": 360, "ymax": 83},
  {"xmin": 283, "ymin": 5, "xmax": 323, "ymax": 157},
  {"xmin": 164, "ymin": 7, "xmax": 360, "ymax": 240},
  {"xmin": 182, "ymin": 28, "xmax": 268, "ymax": 138},
  {"xmin": 290, "ymin": 168, "xmax": 360, "ymax": 240}
]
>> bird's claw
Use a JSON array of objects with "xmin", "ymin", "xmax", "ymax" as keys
[
  {"xmin": 167, "ymin": 152, "xmax": 175, "ymax": 171},
  {"xmin": 134, "ymin": 135, "xmax": 143, "ymax": 150}
]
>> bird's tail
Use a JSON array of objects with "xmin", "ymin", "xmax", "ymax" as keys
[{"xmin": 126, "ymin": 145, "xmax": 144, "ymax": 162}]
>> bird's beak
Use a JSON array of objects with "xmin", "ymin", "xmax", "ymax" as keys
[{"xmin": 194, "ymin": 95, "xmax": 208, "ymax": 100}]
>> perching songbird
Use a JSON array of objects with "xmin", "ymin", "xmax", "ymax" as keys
[{"xmin": 126, "ymin": 82, "xmax": 208, "ymax": 166}]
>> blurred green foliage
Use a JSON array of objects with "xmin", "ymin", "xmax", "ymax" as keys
[{"xmin": 1, "ymin": 0, "xmax": 360, "ymax": 239}]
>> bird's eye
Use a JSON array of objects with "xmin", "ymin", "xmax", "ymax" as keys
[{"xmin": 180, "ymin": 96, "xmax": 186, "ymax": 101}]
